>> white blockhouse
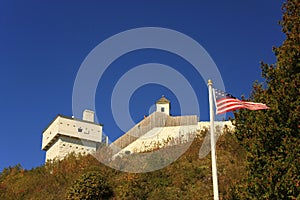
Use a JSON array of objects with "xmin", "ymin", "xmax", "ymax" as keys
[
  {"xmin": 156, "ymin": 95, "xmax": 170, "ymax": 115},
  {"xmin": 42, "ymin": 110, "xmax": 104, "ymax": 162}
]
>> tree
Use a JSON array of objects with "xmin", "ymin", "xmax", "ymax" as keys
[
  {"xmin": 66, "ymin": 171, "xmax": 113, "ymax": 200},
  {"xmin": 230, "ymin": 0, "xmax": 300, "ymax": 199}
]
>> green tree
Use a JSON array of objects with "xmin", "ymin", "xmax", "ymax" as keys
[
  {"xmin": 66, "ymin": 171, "xmax": 113, "ymax": 200},
  {"xmin": 231, "ymin": 0, "xmax": 300, "ymax": 199}
]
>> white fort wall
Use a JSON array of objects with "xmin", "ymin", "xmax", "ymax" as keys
[
  {"xmin": 45, "ymin": 136, "xmax": 97, "ymax": 161},
  {"xmin": 45, "ymin": 138, "xmax": 62, "ymax": 161},
  {"xmin": 156, "ymin": 103, "xmax": 170, "ymax": 115},
  {"xmin": 197, "ymin": 121, "xmax": 234, "ymax": 133},
  {"xmin": 42, "ymin": 111, "xmax": 103, "ymax": 162},
  {"xmin": 113, "ymin": 125, "xmax": 198, "ymax": 157},
  {"xmin": 42, "ymin": 116, "xmax": 102, "ymax": 150},
  {"xmin": 113, "ymin": 121, "xmax": 234, "ymax": 158},
  {"xmin": 42, "ymin": 100, "xmax": 234, "ymax": 162}
]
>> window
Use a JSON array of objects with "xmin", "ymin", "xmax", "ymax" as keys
[
  {"xmin": 78, "ymin": 128, "xmax": 83, "ymax": 132},
  {"xmin": 161, "ymin": 107, "xmax": 165, "ymax": 112}
]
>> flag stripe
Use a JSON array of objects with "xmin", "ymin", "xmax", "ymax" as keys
[
  {"xmin": 213, "ymin": 88, "xmax": 269, "ymax": 115},
  {"xmin": 217, "ymin": 101, "xmax": 244, "ymax": 110},
  {"xmin": 217, "ymin": 105, "xmax": 246, "ymax": 114},
  {"xmin": 216, "ymin": 98, "xmax": 241, "ymax": 105}
]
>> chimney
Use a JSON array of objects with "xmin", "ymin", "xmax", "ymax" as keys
[{"xmin": 83, "ymin": 110, "xmax": 94, "ymax": 122}]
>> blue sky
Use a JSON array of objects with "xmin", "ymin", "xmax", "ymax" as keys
[{"xmin": 0, "ymin": 0, "xmax": 284, "ymax": 171}]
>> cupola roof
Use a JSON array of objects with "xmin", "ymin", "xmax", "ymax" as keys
[{"xmin": 156, "ymin": 95, "xmax": 170, "ymax": 104}]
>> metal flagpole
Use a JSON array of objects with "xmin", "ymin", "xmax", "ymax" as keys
[{"xmin": 208, "ymin": 79, "xmax": 219, "ymax": 200}]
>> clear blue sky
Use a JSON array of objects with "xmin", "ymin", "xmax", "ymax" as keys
[{"xmin": 0, "ymin": 0, "xmax": 285, "ymax": 171}]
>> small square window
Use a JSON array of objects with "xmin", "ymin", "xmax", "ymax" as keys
[
  {"xmin": 78, "ymin": 128, "xmax": 83, "ymax": 132},
  {"xmin": 161, "ymin": 107, "xmax": 165, "ymax": 112}
]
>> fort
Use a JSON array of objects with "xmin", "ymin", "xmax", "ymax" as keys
[{"xmin": 42, "ymin": 96, "xmax": 233, "ymax": 162}]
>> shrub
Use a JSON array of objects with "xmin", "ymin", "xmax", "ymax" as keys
[{"xmin": 66, "ymin": 171, "xmax": 113, "ymax": 200}]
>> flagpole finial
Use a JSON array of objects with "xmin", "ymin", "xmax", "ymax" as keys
[{"xmin": 208, "ymin": 79, "xmax": 212, "ymax": 85}]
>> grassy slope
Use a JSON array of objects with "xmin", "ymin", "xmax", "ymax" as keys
[{"xmin": 0, "ymin": 131, "xmax": 246, "ymax": 200}]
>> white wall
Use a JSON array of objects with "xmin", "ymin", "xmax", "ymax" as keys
[
  {"xmin": 113, "ymin": 125, "xmax": 198, "ymax": 158},
  {"xmin": 42, "ymin": 116, "xmax": 102, "ymax": 150},
  {"xmin": 156, "ymin": 103, "xmax": 170, "ymax": 115},
  {"xmin": 83, "ymin": 109, "xmax": 95, "ymax": 122},
  {"xmin": 45, "ymin": 138, "xmax": 62, "ymax": 161},
  {"xmin": 42, "ymin": 115, "xmax": 103, "ymax": 162},
  {"xmin": 113, "ymin": 121, "xmax": 234, "ymax": 158},
  {"xmin": 45, "ymin": 136, "xmax": 98, "ymax": 161},
  {"xmin": 197, "ymin": 121, "xmax": 234, "ymax": 134}
]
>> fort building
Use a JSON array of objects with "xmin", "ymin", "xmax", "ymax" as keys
[
  {"xmin": 42, "ymin": 96, "xmax": 233, "ymax": 162},
  {"xmin": 42, "ymin": 110, "xmax": 105, "ymax": 161}
]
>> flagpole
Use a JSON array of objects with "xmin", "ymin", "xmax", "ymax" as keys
[{"xmin": 208, "ymin": 79, "xmax": 219, "ymax": 200}]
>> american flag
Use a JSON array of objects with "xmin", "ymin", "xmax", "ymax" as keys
[{"xmin": 213, "ymin": 88, "xmax": 269, "ymax": 115}]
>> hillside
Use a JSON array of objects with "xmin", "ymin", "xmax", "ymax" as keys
[{"xmin": 0, "ymin": 130, "xmax": 246, "ymax": 200}]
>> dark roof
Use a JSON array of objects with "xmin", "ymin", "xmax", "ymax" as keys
[
  {"xmin": 42, "ymin": 114, "xmax": 103, "ymax": 133},
  {"xmin": 156, "ymin": 95, "xmax": 170, "ymax": 104}
]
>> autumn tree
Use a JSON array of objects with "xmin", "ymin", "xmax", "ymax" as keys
[
  {"xmin": 66, "ymin": 171, "xmax": 113, "ymax": 200},
  {"xmin": 230, "ymin": 0, "xmax": 300, "ymax": 199}
]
